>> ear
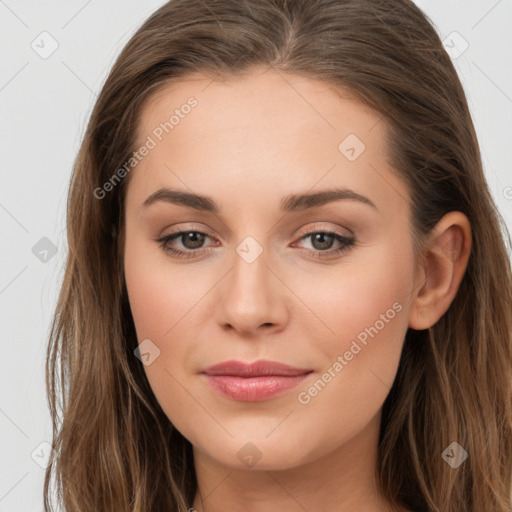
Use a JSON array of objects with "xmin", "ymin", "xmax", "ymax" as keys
[{"xmin": 408, "ymin": 211, "xmax": 472, "ymax": 330}]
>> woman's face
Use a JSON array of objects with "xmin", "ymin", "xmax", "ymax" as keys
[{"xmin": 123, "ymin": 67, "xmax": 418, "ymax": 471}]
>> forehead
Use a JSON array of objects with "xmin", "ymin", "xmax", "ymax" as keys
[
  {"xmin": 136, "ymin": 68, "xmax": 383, "ymax": 150},
  {"xmin": 127, "ymin": 68, "xmax": 408, "ymax": 220}
]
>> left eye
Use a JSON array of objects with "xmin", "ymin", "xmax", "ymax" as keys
[
  {"xmin": 300, "ymin": 231, "xmax": 346, "ymax": 251},
  {"xmin": 156, "ymin": 229, "xmax": 355, "ymax": 259},
  {"xmin": 293, "ymin": 230, "xmax": 356, "ymax": 258}
]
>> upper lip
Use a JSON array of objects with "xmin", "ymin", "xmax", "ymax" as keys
[{"xmin": 201, "ymin": 359, "xmax": 313, "ymax": 377}]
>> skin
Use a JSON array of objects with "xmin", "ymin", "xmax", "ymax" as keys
[{"xmin": 123, "ymin": 66, "xmax": 471, "ymax": 512}]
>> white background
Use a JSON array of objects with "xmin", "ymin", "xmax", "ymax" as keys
[{"xmin": 1, "ymin": 1, "xmax": 511, "ymax": 509}]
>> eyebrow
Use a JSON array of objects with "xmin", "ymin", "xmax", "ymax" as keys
[{"xmin": 142, "ymin": 187, "xmax": 377, "ymax": 213}]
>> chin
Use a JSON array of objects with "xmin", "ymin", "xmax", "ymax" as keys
[{"xmin": 189, "ymin": 428, "xmax": 325, "ymax": 472}]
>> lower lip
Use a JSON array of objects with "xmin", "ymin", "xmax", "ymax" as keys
[{"xmin": 203, "ymin": 374, "xmax": 311, "ymax": 402}]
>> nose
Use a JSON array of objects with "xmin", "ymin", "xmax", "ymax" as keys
[{"xmin": 215, "ymin": 244, "xmax": 288, "ymax": 336}]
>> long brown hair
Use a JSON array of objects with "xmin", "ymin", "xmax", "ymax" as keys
[{"xmin": 44, "ymin": 1, "xmax": 512, "ymax": 510}]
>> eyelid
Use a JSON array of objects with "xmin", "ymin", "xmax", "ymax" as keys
[
  {"xmin": 294, "ymin": 222, "xmax": 353, "ymax": 238},
  {"xmin": 159, "ymin": 223, "xmax": 218, "ymax": 239}
]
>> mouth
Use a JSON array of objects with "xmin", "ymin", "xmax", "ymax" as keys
[{"xmin": 200, "ymin": 359, "xmax": 314, "ymax": 402}]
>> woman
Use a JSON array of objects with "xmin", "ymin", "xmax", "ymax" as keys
[{"xmin": 44, "ymin": 1, "xmax": 512, "ymax": 511}]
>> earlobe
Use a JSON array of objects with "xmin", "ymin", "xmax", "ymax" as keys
[{"xmin": 408, "ymin": 212, "xmax": 472, "ymax": 330}]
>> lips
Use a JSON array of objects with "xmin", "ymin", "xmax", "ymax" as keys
[
  {"xmin": 201, "ymin": 360, "xmax": 313, "ymax": 401},
  {"xmin": 202, "ymin": 359, "xmax": 312, "ymax": 377}
]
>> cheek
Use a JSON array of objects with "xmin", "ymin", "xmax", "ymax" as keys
[
  {"xmin": 123, "ymin": 240, "xmax": 202, "ymax": 434},
  {"xmin": 285, "ymin": 247, "xmax": 412, "ymax": 452},
  {"xmin": 123, "ymin": 234, "xmax": 213, "ymax": 398},
  {"xmin": 291, "ymin": 239, "xmax": 414, "ymax": 391},
  {"xmin": 295, "ymin": 238, "xmax": 412, "ymax": 339},
  {"xmin": 124, "ymin": 236, "xmax": 203, "ymax": 341}
]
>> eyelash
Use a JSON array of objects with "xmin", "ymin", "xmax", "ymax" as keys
[{"xmin": 156, "ymin": 228, "xmax": 356, "ymax": 260}]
